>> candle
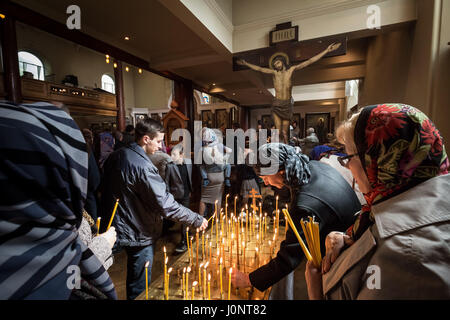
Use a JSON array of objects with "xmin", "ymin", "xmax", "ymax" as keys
[
  {"xmin": 107, "ymin": 198, "xmax": 120, "ymax": 230},
  {"xmin": 234, "ymin": 196, "xmax": 237, "ymax": 217},
  {"xmin": 208, "ymin": 273, "xmax": 211, "ymax": 300},
  {"xmin": 202, "ymin": 231, "xmax": 205, "ymax": 261},
  {"xmin": 219, "ymin": 257, "xmax": 223, "ymax": 297},
  {"xmin": 225, "ymin": 194, "xmax": 229, "ymax": 218},
  {"xmin": 196, "ymin": 228, "xmax": 199, "ymax": 269},
  {"xmin": 182, "ymin": 267, "xmax": 186, "ymax": 299},
  {"xmin": 186, "ymin": 228, "xmax": 190, "ymax": 263},
  {"xmin": 236, "ymin": 219, "xmax": 240, "ymax": 266},
  {"xmin": 163, "ymin": 246, "xmax": 167, "ymax": 266},
  {"xmin": 186, "ymin": 267, "xmax": 191, "ymax": 299},
  {"xmin": 245, "ymin": 205, "xmax": 249, "ymax": 241},
  {"xmin": 230, "ymin": 233, "xmax": 234, "ymax": 267},
  {"xmin": 203, "ymin": 262, "xmax": 209, "ymax": 299},
  {"xmin": 242, "ymin": 240, "xmax": 246, "ymax": 272},
  {"xmin": 190, "ymin": 237, "xmax": 194, "ymax": 265},
  {"xmin": 215, "ymin": 211, "xmax": 219, "ymax": 247},
  {"xmin": 166, "ymin": 267, "xmax": 172, "ymax": 300},
  {"xmin": 228, "ymin": 267, "xmax": 232, "ymax": 300},
  {"xmin": 164, "ymin": 256, "xmax": 168, "ymax": 298},
  {"xmin": 145, "ymin": 261, "xmax": 149, "ymax": 300},
  {"xmin": 192, "ymin": 281, "xmax": 198, "ymax": 300},
  {"xmin": 209, "ymin": 241, "xmax": 212, "ymax": 264},
  {"xmin": 96, "ymin": 217, "xmax": 101, "ymax": 236},
  {"xmin": 198, "ymin": 262, "xmax": 203, "ymax": 291},
  {"xmin": 269, "ymin": 240, "xmax": 273, "ymax": 259},
  {"xmin": 255, "ymin": 247, "xmax": 259, "ymax": 268},
  {"xmin": 276, "ymin": 195, "xmax": 279, "ymax": 216}
]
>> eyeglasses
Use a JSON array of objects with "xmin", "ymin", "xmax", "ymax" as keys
[{"xmin": 337, "ymin": 154, "xmax": 358, "ymax": 167}]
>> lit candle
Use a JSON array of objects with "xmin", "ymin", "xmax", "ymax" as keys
[
  {"xmin": 145, "ymin": 261, "xmax": 149, "ymax": 300},
  {"xmin": 163, "ymin": 246, "xmax": 167, "ymax": 267},
  {"xmin": 209, "ymin": 241, "xmax": 212, "ymax": 264},
  {"xmin": 107, "ymin": 198, "xmax": 120, "ymax": 230},
  {"xmin": 228, "ymin": 267, "xmax": 232, "ymax": 300},
  {"xmin": 215, "ymin": 212, "xmax": 219, "ymax": 247},
  {"xmin": 196, "ymin": 228, "xmax": 199, "ymax": 269},
  {"xmin": 219, "ymin": 257, "xmax": 223, "ymax": 297},
  {"xmin": 245, "ymin": 205, "xmax": 249, "ymax": 241},
  {"xmin": 96, "ymin": 217, "xmax": 101, "ymax": 236},
  {"xmin": 230, "ymin": 233, "xmax": 234, "ymax": 267},
  {"xmin": 164, "ymin": 256, "xmax": 168, "ymax": 298},
  {"xmin": 166, "ymin": 267, "xmax": 172, "ymax": 300},
  {"xmin": 190, "ymin": 236, "xmax": 194, "ymax": 265},
  {"xmin": 242, "ymin": 240, "xmax": 246, "ymax": 273},
  {"xmin": 276, "ymin": 195, "xmax": 279, "ymax": 216},
  {"xmin": 203, "ymin": 262, "xmax": 209, "ymax": 299},
  {"xmin": 182, "ymin": 267, "xmax": 186, "ymax": 299},
  {"xmin": 202, "ymin": 230, "xmax": 205, "ymax": 261},
  {"xmin": 234, "ymin": 196, "xmax": 237, "ymax": 217},
  {"xmin": 225, "ymin": 194, "xmax": 229, "ymax": 218},
  {"xmin": 192, "ymin": 281, "xmax": 198, "ymax": 300},
  {"xmin": 255, "ymin": 247, "xmax": 259, "ymax": 268},
  {"xmin": 198, "ymin": 262, "xmax": 203, "ymax": 291},
  {"xmin": 186, "ymin": 267, "xmax": 191, "ymax": 299},
  {"xmin": 186, "ymin": 228, "xmax": 190, "ymax": 263},
  {"xmin": 208, "ymin": 273, "xmax": 211, "ymax": 300},
  {"xmin": 236, "ymin": 219, "xmax": 240, "ymax": 266}
]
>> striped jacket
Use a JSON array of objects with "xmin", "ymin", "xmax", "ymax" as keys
[{"xmin": 0, "ymin": 102, "xmax": 116, "ymax": 299}]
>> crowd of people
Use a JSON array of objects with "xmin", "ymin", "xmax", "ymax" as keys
[{"xmin": 0, "ymin": 101, "xmax": 449, "ymax": 300}]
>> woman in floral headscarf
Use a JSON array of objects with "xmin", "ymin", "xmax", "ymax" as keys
[{"xmin": 305, "ymin": 104, "xmax": 450, "ymax": 300}]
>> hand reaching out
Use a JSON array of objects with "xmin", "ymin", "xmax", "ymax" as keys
[
  {"xmin": 231, "ymin": 269, "xmax": 251, "ymax": 288},
  {"xmin": 198, "ymin": 217, "xmax": 208, "ymax": 232},
  {"xmin": 99, "ymin": 227, "xmax": 117, "ymax": 249},
  {"xmin": 327, "ymin": 42, "xmax": 342, "ymax": 52},
  {"xmin": 321, "ymin": 231, "xmax": 354, "ymax": 274}
]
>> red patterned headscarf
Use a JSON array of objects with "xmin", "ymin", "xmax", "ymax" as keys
[{"xmin": 347, "ymin": 104, "xmax": 449, "ymax": 240}]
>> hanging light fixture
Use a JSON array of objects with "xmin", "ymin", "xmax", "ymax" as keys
[
  {"xmin": 125, "ymin": 66, "xmax": 130, "ymax": 72},
  {"xmin": 113, "ymin": 62, "xmax": 118, "ymax": 69},
  {"xmin": 138, "ymin": 68, "xmax": 143, "ymax": 74}
]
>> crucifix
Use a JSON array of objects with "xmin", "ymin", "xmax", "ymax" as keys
[
  {"xmin": 233, "ymin": 23, "xmax": 347, "ymax": 144},
  {"xmin": 248, "ymin": 188, "xmax": 262, "ymax": 213}
]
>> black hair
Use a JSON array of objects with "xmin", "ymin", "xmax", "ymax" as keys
[
  {"xmin": 125, "ymin": 124, "xmax": 135, "ymax": 133},
  {"xmin": 271, "ymin": 56, "xmax": 289, "ymax": 69},
  {"xmin": 135, "ymin": 118, "xmax": 164, "ymax": 142}
]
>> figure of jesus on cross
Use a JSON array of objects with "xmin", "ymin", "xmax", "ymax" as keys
[{"xmin": 237, "ymin": 42, "xmax": 342, "ymax": 144}]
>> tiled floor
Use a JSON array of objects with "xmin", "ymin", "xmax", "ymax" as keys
[{"xmin": 108, "ymin": 222, "xmax": 309, "ymax": 300}]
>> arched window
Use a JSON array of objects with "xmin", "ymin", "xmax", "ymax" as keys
[
  {"xmin": 18, "ymin": 51, "xmax": 45, "ymax": 80},
  {"xmin": 101, "ymin": 74, "xmax": 115, "ymax": 94}
]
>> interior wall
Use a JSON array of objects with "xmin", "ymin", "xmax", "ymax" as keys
[
  {"xmin": 359, "ymin": 27, "xmax": 414, "ymax": 107},
  {"xmin": 132, "ymin": 69, "xmax": 173, "ymax": 111}
]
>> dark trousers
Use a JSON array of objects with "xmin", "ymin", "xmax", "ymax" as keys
[{"xmin": 124, "ymin": 244, "xmax": 155, "ymax": 300}]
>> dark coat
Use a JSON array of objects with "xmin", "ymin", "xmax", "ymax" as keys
[
  {"xmin": 164, "ymin": 160, "xmax": 192, "ymax": 200},
  {"xmin": 249, "ymin": 161, "xmax": 361, "ymax": 291},
  {"xmin": 100, "ymin": 143, "xmax": 204, "ymax": 247}
]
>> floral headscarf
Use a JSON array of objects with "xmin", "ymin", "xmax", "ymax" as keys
[{"xmin": 348, "ymin": 104, "xmax": 449, "ymax": 240}]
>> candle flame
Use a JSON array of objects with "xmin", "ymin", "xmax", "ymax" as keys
[
  {"xmin": 183, "ymin": 267, "xmax": 186, "ymax": 273},
  {"xmin": 200, "ymin": 262, "xmax": 204, "ymax": 268},
  {"xmin": 145, "ymin": 261, "xmax": 149, "ymax": 268},
  {"xmin": 204, "ymin": 262, "xmax": 209, "ymax": 268},
  {"xmin": 208, "ymin": 274, "xmax": 211, "ymax": 281},
  {"xmin": 164, "ymin": 246, "xmax": 166, "ymax": 253},
  {"xmin": 168, "ymin": 267, "xmax": 173, "ymax": 273},
  {"xmin": 193, "ymin": 281, "xmax": 198, "ymax": 287},
  {"xmin": 220, "ymin": 257, "xmax": 223, "ymax": 264},
  {"xmin": 229, "ymin": 267, "xmax": 233, "ymax": 274},
  {"xmin": 187, "ymin": 267, "xmax": 191, "ymax": 272},
  {"xmin": 165, "ymin": 257, "xmax": 168, "ymax": 264}
]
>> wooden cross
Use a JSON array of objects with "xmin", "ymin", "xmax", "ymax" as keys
[{"xmin": 249, "ymin": 188, "xmax": 262, "ymax": 213}]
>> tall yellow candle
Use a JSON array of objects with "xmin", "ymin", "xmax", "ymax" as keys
[
  {"xmin": 190, "ymin": 236, "xmax": 194, "ymax": 265},
  {"xmin": 164, "ymin": 257, "xmax": 168, "ymax": 299},
  {"xmin": 203, "ymin": 262, "xmax": 209, "ymax": 299},
  {"xmin": 186, "ymin": 267, "xmax": 191, "ymax": 299},
  {"xmin": 192, "ymin": 281, "xmax": 198, "ymax": 300},
  {"xmin": 196, "ymin": 228, "xmax": 199, "ymax": 269},
  {"xmin": 219, "ymin": 257, "xmax": 223, "ymax": 297},
  {"xmin": 234, "ymin": 196, "xmax": 237, "ymax": 217},
  {"xmin": 255, "ymin": 247, "xmax": 259, "ymax": 268},
  {"xmin": 198, "ymin": 262, "xmax": 203, "ymax": 291},
  {"xmin": 186, "ymin": 227, "xmax": 190, "ymax": 263},
  {"xmin": 209, "ymin": 241, "xmax": 212, "ymax": 264},
  {"xmin": 145, "ymin": 261, "xmax": 149, "ymax": 300},
  {"xmin": 96, "ymin": 217, "xmax": 101, "ymax": 236},
  {"xmin": 208, "ymin": 273, "xmax": 211, "ymax": 300},
  {"xmin": 225, "ymin": 194, "xmax": 229, "ymax": 218},
  {"xmin": 228, "ymin": 267, "xmax": 232, "ymax": 300},
  {"xmin": 202, "ymin": 231, "xmax": 205, "ymax": 261},
  {"xmin": 242, "ymin": 240, "xmax": 246, "ymax": 272},
  {"xmin": 107, "ymin": 198, "xmax": 120, "ymax": 230},
  {"xmin": 230, "ymin": 233, "xmax": 234, "ymax": 267},
  {"xmin": 166, "ymin": 267, "xmax": 172, "ymax": 300},
  {"xmin": 182, "ymin": 267, "xmax": 186, "ymax": 299}
]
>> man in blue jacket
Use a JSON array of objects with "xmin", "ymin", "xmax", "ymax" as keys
[{"xmin": 101, "ymin": 118, "xmax": 208, "ymax": 300}]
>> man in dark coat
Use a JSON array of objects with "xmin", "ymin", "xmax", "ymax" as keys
[
  {"xmin": 231, "ymin": 143, "xmax": 361, "ymax": 299},
  {"xmin": 100, "ymin": 118, "xmax": 207, "ymax": 300}
]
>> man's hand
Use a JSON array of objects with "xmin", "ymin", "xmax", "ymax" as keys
[
  {"xmin": 305, "ymin": 260, "xmax": 324, "ymax": 300},
  {"xmin": 322, "ymin": 231, "xmax": 354, "ymax": 274},
  {"xmin": 327, "ymin": 42, "xmax": 341, "ymax": 52},
  {"xmin": 198, "ymin": 218, "xmax": 208, "ymax": 232},
  {"xmin": 99, "ymin": 227, "xmax": 117, "ymax": 249},
  {"xmin": 231, "ymin": 269, "xmax": 251, "ymax": 288}
]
